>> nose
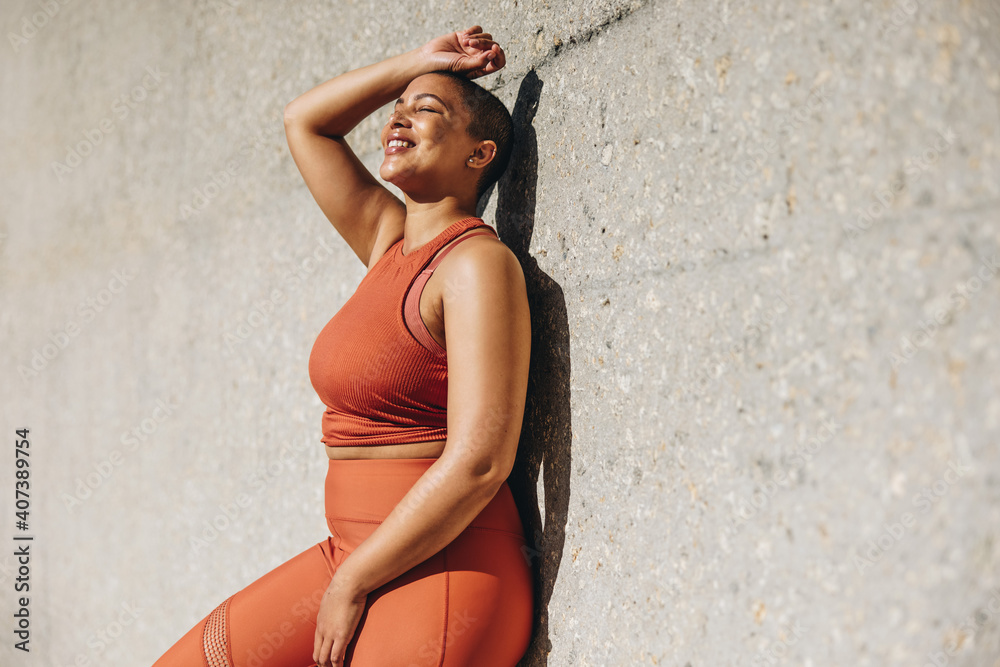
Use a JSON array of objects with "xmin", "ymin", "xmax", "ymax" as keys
[{"xmin": 389, "ymin": 108, "xmax": 411, "ymax": 128}]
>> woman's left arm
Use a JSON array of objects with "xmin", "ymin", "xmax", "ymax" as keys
[{"xmin": 313, "ymin": 239, "xmax": 531, "ymax": 667}]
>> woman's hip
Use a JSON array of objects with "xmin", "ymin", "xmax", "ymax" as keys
[
  {"xmin": 322, "ymin": 457, "xmax": 527, "ymax": 553},
  {"xmin": 323, "ymin": 457, "xmax": 534, "ymax": 665}
]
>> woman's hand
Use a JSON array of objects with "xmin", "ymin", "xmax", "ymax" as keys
[
  {"xmin": 313, "ymin": 574, "xmax": 368, "ymax": 666},
  {"xmin": 418, "ymin": 25, "xmax": 507, "ymax": 79}
]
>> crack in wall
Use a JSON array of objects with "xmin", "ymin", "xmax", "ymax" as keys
[
  {"xmin": 532, "ymin": 0, "xmax": 650, "ymax": 69},
  {"xmin": 486, "ymin": 0, "xmax": 652, "ymax": 94}
]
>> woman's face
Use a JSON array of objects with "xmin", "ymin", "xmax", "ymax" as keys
[{"xmin": 378, "ymin": 74, "xmax": 479, "ymax": 199}]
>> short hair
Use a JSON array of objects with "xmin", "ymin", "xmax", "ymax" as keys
[{"xmin": 429, "ymin": 70, "xmax": 514, "ymax": 202}]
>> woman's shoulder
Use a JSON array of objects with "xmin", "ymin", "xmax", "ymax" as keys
[{"xmin": 434, "ymin": 228, "xmax": 525, "ymax": 290}]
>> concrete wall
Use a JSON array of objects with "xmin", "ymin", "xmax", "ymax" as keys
[{"xmin": 2, "ymin": 0, "xmax": 999, "ymax": 665}]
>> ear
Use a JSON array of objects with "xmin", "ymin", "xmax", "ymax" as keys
[{"xmin": 467, "ymin": 140, "xmax": 498, "ymax": 170}]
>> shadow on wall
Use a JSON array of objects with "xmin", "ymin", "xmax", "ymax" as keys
[{"xmin": 479, "ymin": 70, "xmax": 572, "ymax": 667}]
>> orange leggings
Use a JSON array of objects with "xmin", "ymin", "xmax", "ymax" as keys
[{"xmin": 152, "ymin": 458, "xmax": 534, "ymax": 666}]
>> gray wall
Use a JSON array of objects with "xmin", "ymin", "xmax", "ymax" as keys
[{"xmin": 2, "ymin": 0, "xmax": 999, "ymax": 665}]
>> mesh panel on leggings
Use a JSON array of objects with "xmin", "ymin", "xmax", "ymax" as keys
[{"xmin": 202, "ymin": 594, "xmax": 236, "ymax": 667}]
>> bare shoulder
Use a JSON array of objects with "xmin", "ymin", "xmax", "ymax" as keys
[{"xmin": 437, "ymin": 231, "xmax": 527, "ymax": 298}]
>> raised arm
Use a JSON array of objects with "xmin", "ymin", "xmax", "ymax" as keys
[
  {"xmin": 283, "ymin": 52, "xmax": 417, "ymax": 268},
  {"xmin": 283, "ymin": 27, "xmax": 504, "ymax": 268}
]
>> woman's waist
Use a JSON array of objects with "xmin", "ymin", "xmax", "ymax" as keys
[
  {"xmin": 324, "ymin": 457, "xmax": 525, "ymax": 538},
  {"xmin": 325, "ymin": 438, "xmax": 446, "ymax": 460}
]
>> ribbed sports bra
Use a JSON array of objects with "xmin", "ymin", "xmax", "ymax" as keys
[{"xmin": 308, "ymin": 216, "xmax": 499, "ymax": 447}]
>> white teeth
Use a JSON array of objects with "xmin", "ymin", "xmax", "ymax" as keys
[{"xmin": 388, "ymin": 139, "xmax": 414, "ymax": 148}]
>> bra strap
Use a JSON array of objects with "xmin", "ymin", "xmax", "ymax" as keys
[
  {"xmin": 427, "ymin": 226, "xmax": 498, "ymax": 269},
  {"xmin": 403, "ymin": 227, "xmax": 500, "ymax": 356}
]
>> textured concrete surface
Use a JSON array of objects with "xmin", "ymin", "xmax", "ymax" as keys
[{"xmin": 2, "ymin": 0, "xmax": 999, "ymax": 665}]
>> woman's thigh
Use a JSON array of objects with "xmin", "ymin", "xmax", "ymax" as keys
[
  {"xmin": 152, "ymin": 541, "xmax": 333, "ymax": 667},
  {"xmin": 436, "ymin": 528, "xmax": 534, "ymax": 667},
  {"xmin": 347, "ymin": 528, "xmax": 533, "ymax": 667},
  {"xmin": 152, "ymin": 529, "xmax": 532, "ymax": 667}
]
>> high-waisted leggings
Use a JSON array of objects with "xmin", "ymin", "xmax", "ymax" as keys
[{"xmin": 152, "ymin": 458, "xmax": 534, "ymax": 666}]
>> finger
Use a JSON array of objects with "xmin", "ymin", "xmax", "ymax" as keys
[
  {"xmin": 466, "ymin": 50, "xmax": 498, "ymax": 78},
  {"xmin": 313, "ymin": 629, "xmax": 323, "ymax": 664},
  {"xmin": 465, "ymin": 37, "xmax": 496, "ymax": 50},
  {"xmin": 475, "ymin": 45, "xmax": 499, "ymax": 64},
  {"xmin": 473, "ymin": 46, "xmax": 500, "ymax": 70},
  {"xmin": 467, "ymin": 49, "xmax": 494, "ymax": 67},
  {"xmin": 478, "ymin": 56, "xmax": 496, "ymax": 74},
  {"xmin": 318, "ymin": 637, "xmax": 334, "ymax": 666},
  {"xmin": 492, "ymin": 45, "xmax": 506, "ymax": 69},
  {"xmin": 480, "ymin": 44, "xmax": 503, "ymax": 67}
]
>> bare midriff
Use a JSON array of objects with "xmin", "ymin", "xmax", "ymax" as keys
[{"xmin": 325, "ymin": 439, "xmax": 447, "ymax": 460}]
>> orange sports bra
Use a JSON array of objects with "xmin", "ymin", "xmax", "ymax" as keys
[{"xmin": 308, "ymin": 216, "xmax": 499, "ymax": 447}]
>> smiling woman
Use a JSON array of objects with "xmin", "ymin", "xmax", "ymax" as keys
[
  {"xmin": 381, "ymin": 72, "xmax": 513, "ymax": 209},
  {"xmin": 151, "ymin": 25, "xmax": 534, "ymax": 667}
]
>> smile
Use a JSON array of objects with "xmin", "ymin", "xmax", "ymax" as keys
[{"xmin": 385, "ymin": 138, "xmax": 416, "ymax": 155}]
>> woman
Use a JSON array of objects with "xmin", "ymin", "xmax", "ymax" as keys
[{"xmin": 153, "ymin": 25, "xmax": 533, "ymax": 667}]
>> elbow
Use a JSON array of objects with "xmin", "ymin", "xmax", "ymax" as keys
[
  {"xmin": 477, "ymin": 461, "xmax": 512, "ymax": 493},
  {"xmin": 284, "ymin": 99, "xmax": 316, "ymax": 129},
  {"xmin": 448, "ymin": 452, "xmax": 512, "ymax": 496},
  {"xmin": 283, "ymin": 101, "xmax": 299, "ymax": 126},
  {"xmin": 474, "ymin": 469, "xmax": 508, "ymax": 499},
  {"xmin": 282, "ymin": 103, "xmax": 340, "ymax": 139}
]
